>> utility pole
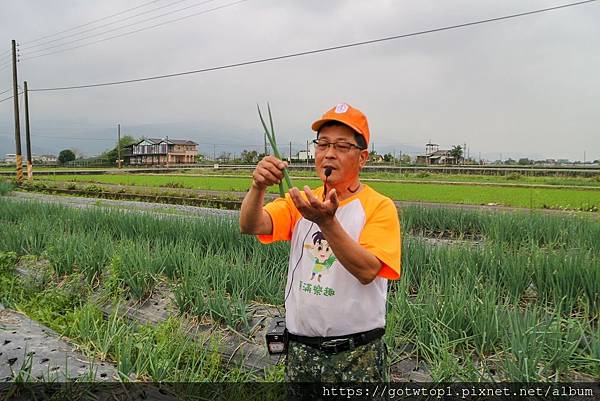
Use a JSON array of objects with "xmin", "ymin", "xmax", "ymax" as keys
[
  {"xmin": 23, "ymin": 81, "xmax": 32, "ymax": 180},
  {"xmin": 165, "ymin": 135, "xmax": 169, "ymax": 168},
  {"xmin": 399, "ymin": 150, "xmax": 402, "ymax": 174},
  {"xmin": 11, "ymin": 40, "xmax": 22, "ymax": 183},
  {"xmin": 306, "ymin": 140, "xmax": 309, "ymax": 166},
  {"xmin": 213, "ymin": 144, "xmax": 216, "ymax": 162},
  {"xmin": 264, "ymin": 132, "xmax": 268, "ymax": 156},
  {"xmin": 117, "ymin": 124, "xmax": 122, "ymax": 169},
  {"xmin": 289, "ymin": 141, "xmax": 292, "ymax": 163}
]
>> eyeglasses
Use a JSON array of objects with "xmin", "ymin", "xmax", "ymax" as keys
[{"xmin": 312, "ymin": 139, "xmax": 363, "ymax": 153}]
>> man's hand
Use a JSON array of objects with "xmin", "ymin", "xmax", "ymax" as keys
[
  {"xmin": 289, "ymin": 185, "xmax": 339, "ymax": 226},
  {"xmin": 252, "ymin": 156, "xmax": 288, "ymax": 191}
]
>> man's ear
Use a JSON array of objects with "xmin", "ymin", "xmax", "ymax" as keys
[{"xmin": 359, "ymin": 150, "xmax": 369, "ymax": 169}]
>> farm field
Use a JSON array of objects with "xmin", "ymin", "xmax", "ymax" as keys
[
  {"xmin": 184, "ymin": 168, "xmax": 600, "ymax": 188},
  {"xmin": 3, "ymin": 165, "xmax": 600, "ymax": 187},
  {"xmin": 0, "ymin": 193, "xmax": 599, "ymax": 383},
  {"xmin": 37, "ymin": 173, "xmax": 600, "ymax": 211}
]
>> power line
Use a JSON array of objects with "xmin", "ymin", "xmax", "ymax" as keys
[
  {"xmin": 0, "ymin": 88, "xmax": 12, "ymax": 96},
  {"xmin": 11, "ymin": 134, "xmax": 114, "ymax": 141},
  {"xmin": 20, "ymin": 0, "xmax": 165, "ymax": 45},
  {"xmin": 0, "ymin": 134, "xmax": 111, "ymax": 143},
  {"xmin": 29, "ymin": 0, "xmax": 599, "ymax": 93},
  {"xmin": 21, "ymin": 0, "xmax": 250, "ymax": 61},
  {"xmin": 21, "ymin": 0, "xmax": 211, "ymax": 51},
  {"xmin": 0, "ymin": 92, "xmax": 22, "ymax": 104}
]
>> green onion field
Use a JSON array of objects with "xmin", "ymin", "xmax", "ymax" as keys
[{"xmin": 1, "ymin": 196, "xmax": 598, "ymax": 382}]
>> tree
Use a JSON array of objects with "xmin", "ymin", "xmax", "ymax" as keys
[
  {"xmin": 58, "ymin": 149, "xmax": 76, "ymax": 164},
  {"xmin": 518, "ymin": 158, "xmax": 532, "ymax": 165},
  {"xmin": 449, "ymin": 145, "xmax": 463, "ymax": 164},
  {"xmin": 383, "ymin": 153, "xmax": 394, "ymax": 162},
  {"xmin": 217, "ymin": 151, "xmax": 231, "ymax": 162},
  {"xmin": 399, "ymin": 154, "xmax": 411, "ymax": 164},
  {"xmin": 100, "ymin": 135, "xmax": 137, "ymax": 164},
  {"xmin": 72, "ymin": 148, "xmax": 86, "ymax": 159},
  {"xmin": 240, "ymin": 149, "xmax": 258, "ymax": 164}
]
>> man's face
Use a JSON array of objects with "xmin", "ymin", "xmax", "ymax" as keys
[{"xmin": 315, "ymin": 124, "xmax": 368, "ymax": 187}]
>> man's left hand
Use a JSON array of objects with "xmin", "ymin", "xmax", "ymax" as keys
[{"xmin": 289, "ymin": 186, "xmax": 339, "ymax": 226}]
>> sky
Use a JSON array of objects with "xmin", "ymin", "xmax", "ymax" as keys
[{"xmin": 0, "ymin": 0, "xmax": 599, "ymax": 162}]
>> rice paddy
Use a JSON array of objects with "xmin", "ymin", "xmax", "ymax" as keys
[
  {"xmin": 1, "ymin": 196, "xmax": 598, "ymax": 382},
  {"xmin": 36, "ymin": 173, "xmax": 600, "ymax": 211}
]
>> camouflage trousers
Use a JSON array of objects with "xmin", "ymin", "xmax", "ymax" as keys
[{"xmin": 285, "ymin": 337, "xmax": 389, "ymax": 382}]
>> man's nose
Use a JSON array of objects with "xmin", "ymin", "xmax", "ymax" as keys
[{"xmin": 324, "ymin": 145, "xmax": 337, "ymax": 158}]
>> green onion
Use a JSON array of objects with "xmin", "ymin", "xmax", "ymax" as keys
[{"xmin": 257, "ymin": 103, "xmax": 293, "ymax": 197}]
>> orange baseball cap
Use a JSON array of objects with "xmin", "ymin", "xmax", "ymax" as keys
[{"xmin": 311, "ymin": 103, "xmax": 370, "ymax": 147}]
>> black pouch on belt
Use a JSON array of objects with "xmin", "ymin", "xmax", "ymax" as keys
[{"xmin": 265, "ymin": 317, "xmax": 287, "ymax": 354}]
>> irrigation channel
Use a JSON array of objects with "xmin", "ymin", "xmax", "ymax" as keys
[{"xmin": 0, "ymin": 189, "xmax": 599, "ymax": 385}]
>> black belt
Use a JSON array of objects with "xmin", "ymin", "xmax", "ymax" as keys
[{"xmin": 287, "ymin": 327, "xmax": 385, "ymax": 354}]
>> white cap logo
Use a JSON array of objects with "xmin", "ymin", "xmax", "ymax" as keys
[{"xmin": 334, "ymin": 103, "xmax": 349, "ymax": 114}]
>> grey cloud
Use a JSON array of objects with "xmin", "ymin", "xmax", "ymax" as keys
[{"xmin": 0, "ymin": 0, "xmax": 599, "ymax": 161}]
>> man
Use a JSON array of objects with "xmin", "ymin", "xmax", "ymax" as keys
[{"xmin": 240, "ymin": 103, "xmax": 401, "ymax": 382}]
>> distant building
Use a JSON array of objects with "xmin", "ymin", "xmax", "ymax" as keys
[
  {"xmin": 370, "ymin": 154, "xmax": 384, "ymax": 163},
  {"xmin": 124, "ymin": 138, "xmax": 198, "ymax": 165},
  {"xmin": 33, "ymin": 154, "xmax": 58, "ymax": 164},
  {"xmin": 4, "ymin": 153, "xmax": 57, "ymax": 164},
  {"xmin": 416, "ymin": 143, "xmax": 458, "ymax": 165},
  {"xmin": 296, "ymin": 142, "xmax": 315, "ymax": 161}
]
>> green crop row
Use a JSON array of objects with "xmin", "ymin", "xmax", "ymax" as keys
[
  {"xmin": 0, "ymin": 180, "xmax": 14, "ymax": 196},
  {"xmin": 0, "ymin": 263, "xmax": 278, "ymax": 387},
  {"xmin": 0, "ymin": 199, "xmax": 287, "ymax": 327},
  {"xmin": 401, "ymin": 206, "xmax": 600, "ymax": 251},
  {"xmin": 388, "ymin": 238, "xmax": 600, "ymax": 381}
]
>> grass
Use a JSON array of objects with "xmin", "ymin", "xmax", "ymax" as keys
[
  {"xmin": 1, "ymin": 196, "xmax": 599, "ymax": 381},
  {"xmin": 36, "ymin": 173, "xmax": 600, "ymax": 211},
  {"xmin": 0, "ymin": 180, "xmax": 14, "ymax": 195}
]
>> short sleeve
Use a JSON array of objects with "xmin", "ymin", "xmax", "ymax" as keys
[
  {"xmin": 359, "ymin": 197, "xmax": 401, "ymax": 280},
  {"xmin": 256, "ymin": 194, "xmax": 301, "ymax": 244}
]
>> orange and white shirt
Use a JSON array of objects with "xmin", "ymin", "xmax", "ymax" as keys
[{"xmin": 258, "ymin": 185, "xmax": 401, "ymax": 337}]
